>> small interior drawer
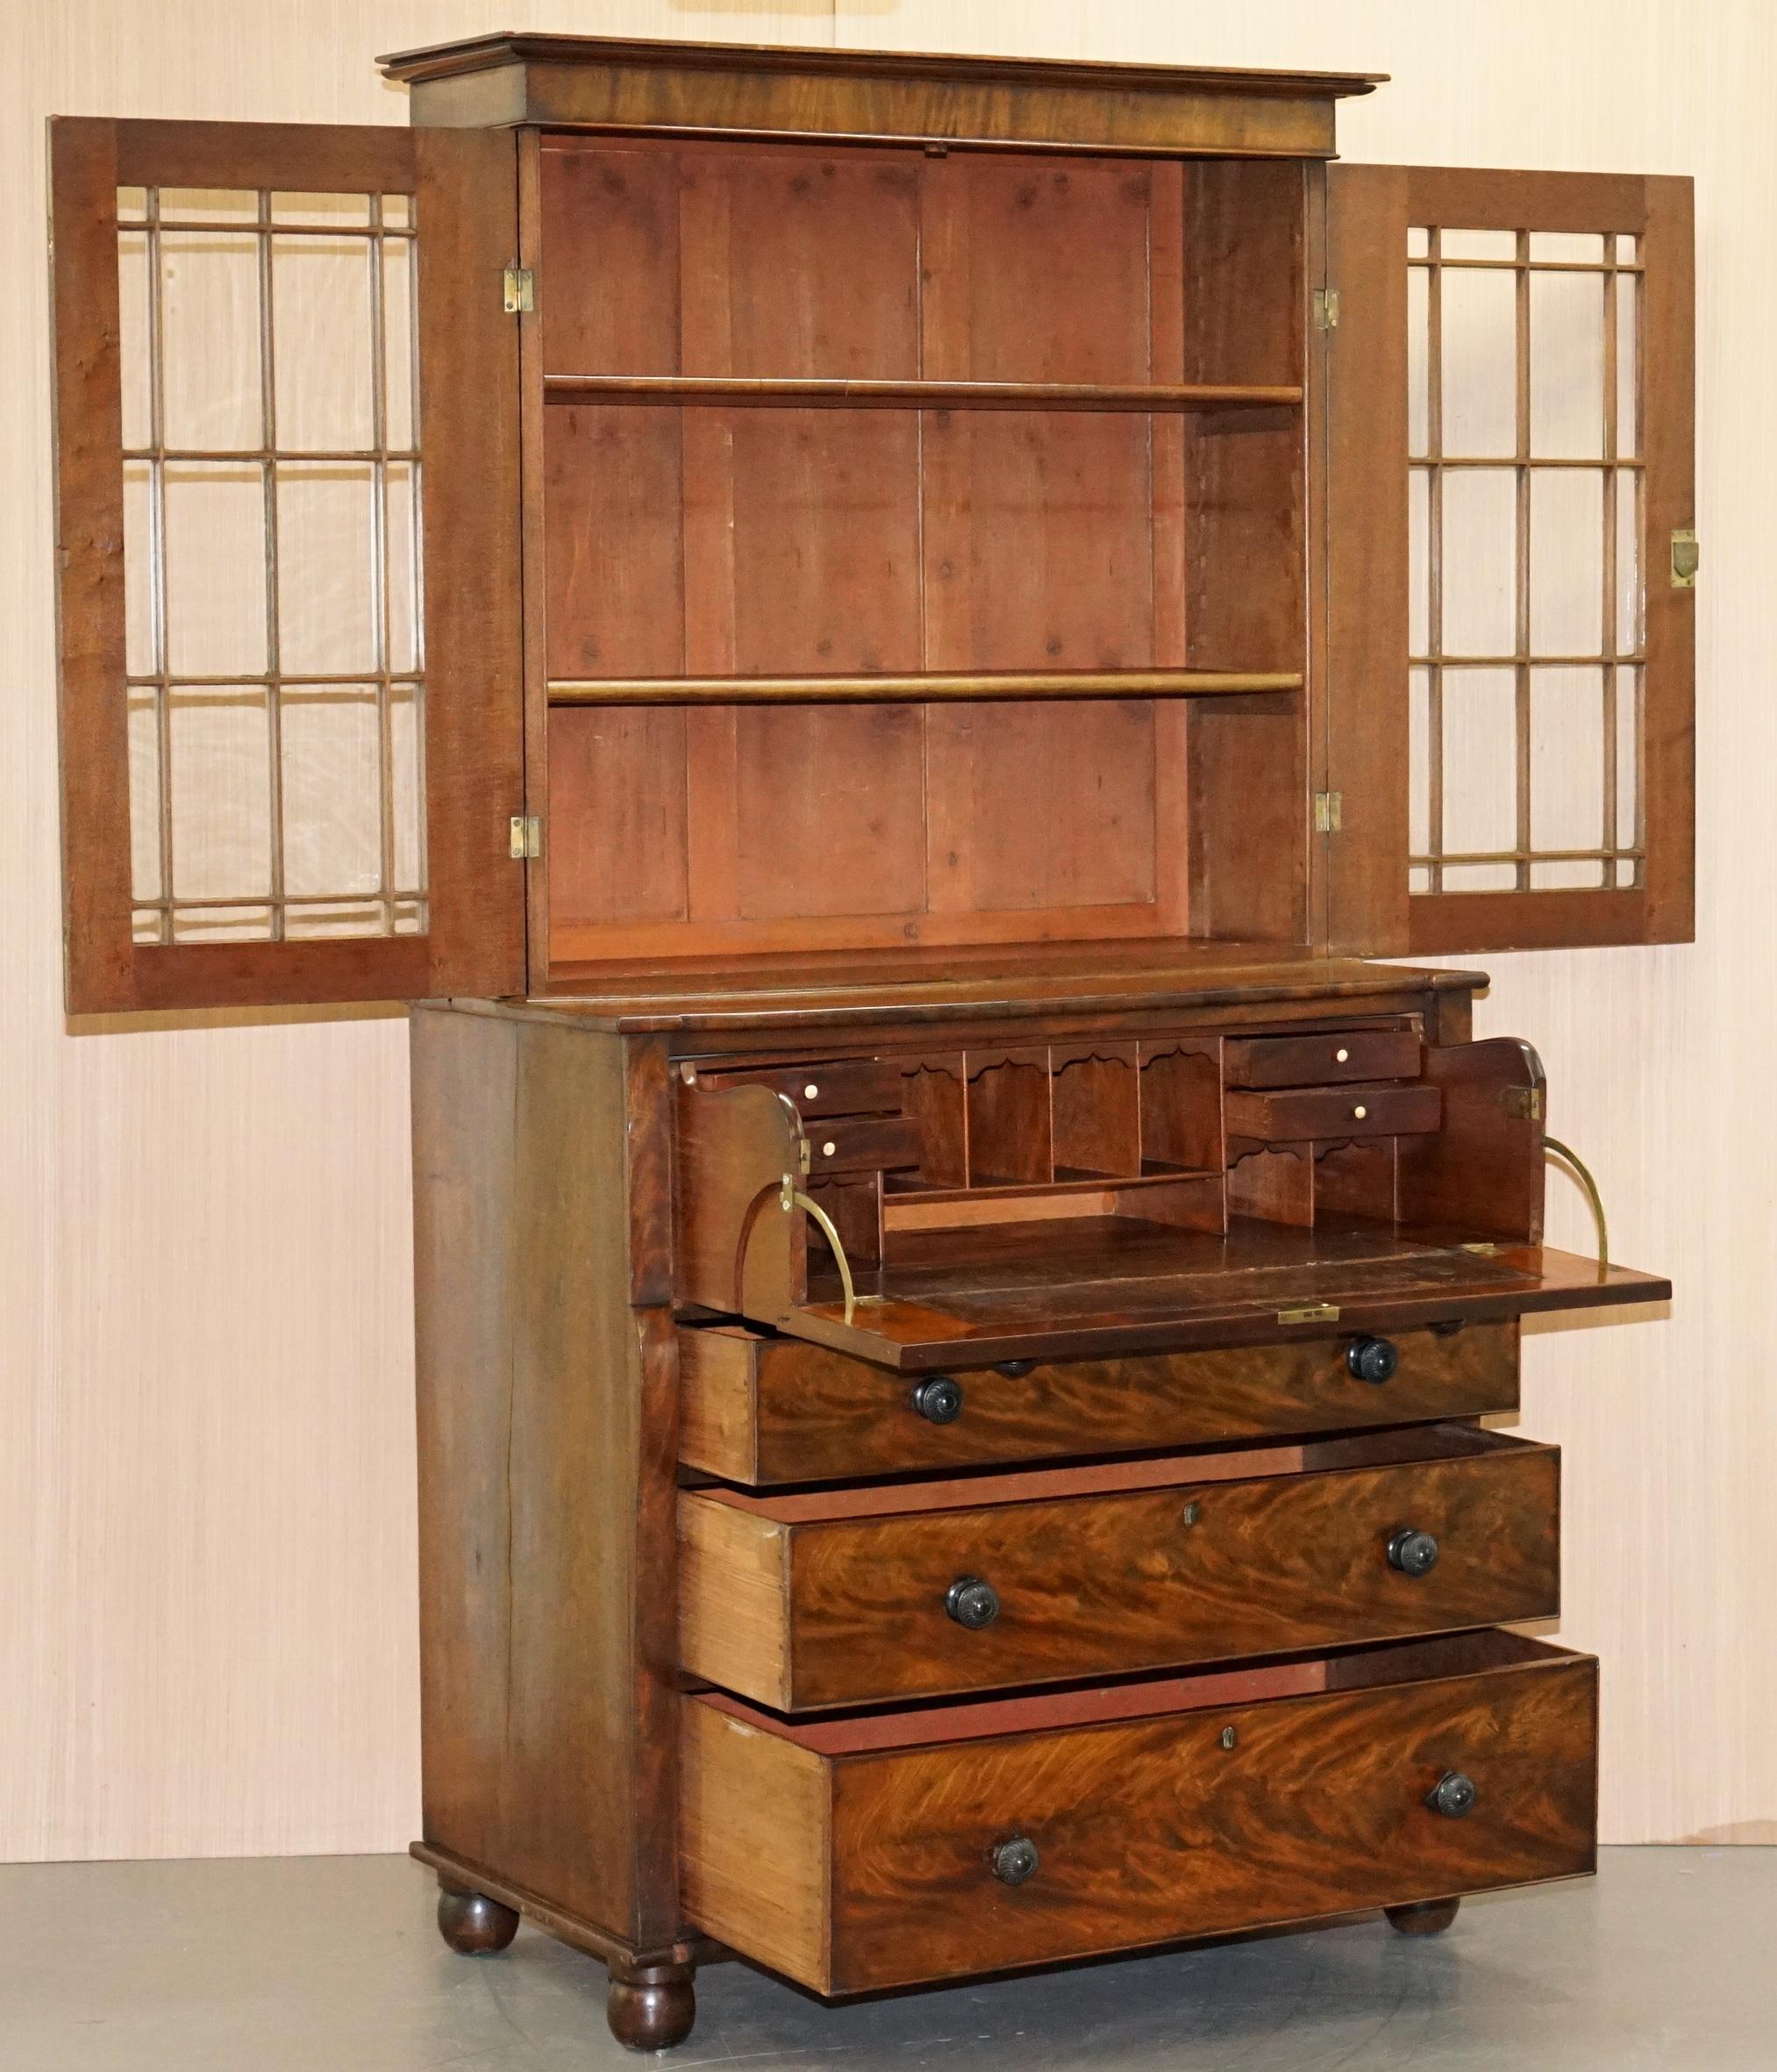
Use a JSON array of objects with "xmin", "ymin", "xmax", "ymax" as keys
[
  {"xmin": 678, "ymin": 1423, "xmax": 1558, "ymax": 1710},
  {"xmin": 1225, "ymin": 1080, "xmax": 1442, "ymax": 1143},
  {"xmin": 687, "ymin": 1058, "xmax": 903, "ymax": 1119},
  {"xmin": 680, "ymin": 1631, "xmax": 1597, "ymax": 1995},
  {"xmin": 679, "ymin": 1321, "xmax": 1521, "ymax": 1483},
  {"xmin": 805, "ymin": 1115, "xmax": 920, "ymax": 1175},
  {"xmin": 1224, "ymin": 1029, "xmax": 1422, "ymax": 1089}
]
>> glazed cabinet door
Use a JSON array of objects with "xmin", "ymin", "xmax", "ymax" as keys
[
  {"xmin": 1324, "ymin": 166, "xmax": 1694, "ymax": 955},
  {"xmin": 50, "ymin": 119, "xmax": 525, "ymax": 1011}
]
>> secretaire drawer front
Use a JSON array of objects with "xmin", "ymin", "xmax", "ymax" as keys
[
  {"xmin": 1224, "ymin": 1029, "xmax": 1422, "ymax": 1089},
  {"xmin": 678, "ymin": 1321, "xmax": 1521, "ymax": 1483},
  {"xmin": 1225, "ymin": 1081, "xmax": 1442, "ymax": 1141},
  {"xmin": 680, "ymin": 1633, "xmax": 1598, "ymax": 1996},
  {"xmin": 688, "ymin": 1058, "xmax": 904, "ymax": 1118},
  {"xmin": 677, "ymin": 1425, "xmax": 1559, "ymax": 1710}
]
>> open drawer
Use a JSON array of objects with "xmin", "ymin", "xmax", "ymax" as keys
[
  {"xmin": 679, "ymin": 1631, "xmax": 1597, "ymax": 1995},
  {"xmin": 679, "ymin": 1423, "xmax": 1559, "ymax": 1709},
  {"xmin": 674, "ymin": 1034, "xmax": 1668, "ymax": 1368}
]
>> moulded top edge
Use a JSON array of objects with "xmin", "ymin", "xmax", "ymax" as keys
[
  {"xmin": 376, "ymin": 30, "xmax": 1387, "ymax": 104},
  {"xmin": 436, "ymin": 947, "xmax": 1487, "ymax": 1035}
]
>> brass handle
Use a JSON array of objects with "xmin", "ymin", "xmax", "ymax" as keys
[
  {"xmin": 786, "ymin": 1182, "xmax": 858, "ymax": 1325},
  {"xmin": 1544, "ymin": 1135, "xmax": 1609, "ymax": 1280}
]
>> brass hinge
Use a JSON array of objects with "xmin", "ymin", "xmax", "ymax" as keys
[
  {"xmin": 1313, "ymin": 288, "xmax": 1340, "ymax": 331},
  {"xmin": 509, "ymin": 814, "xmax": 540, "ymax": 860},
  {"xmin": 1671, "ymin": 527, "xmax": 1699, "ymax": 588},
  {"xmin": 1502, "ymin": 1085, "xmax": 1544, "ymax": 1121},
  {"xmin": 1277, "ymin": 1302, "xmax": 1341, "ymax": 1325},
  {"xmin": 503, "ymin": 265, "xmax": 534, "ymax": 315},
  {"xmin": 1314, "ymin": 790, "xmax": 1343, "ymax": 833}
]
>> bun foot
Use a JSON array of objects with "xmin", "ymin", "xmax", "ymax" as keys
[
  {"xmin": 436, "ymin": 1882, "xmax": 520, "ymax": 1954},
  {"xmin": 1385, "ymin": 1897, "xmax": 1461, "ymax": 1936},
  {"xmin": 607, "ymin": 1960, "xmax": 696, "ymax": 2053}
]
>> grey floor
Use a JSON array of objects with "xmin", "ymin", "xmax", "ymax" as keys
[{"xmin": 3, "ymin": 1849, "xmax": 1773, "ymax": 2070}]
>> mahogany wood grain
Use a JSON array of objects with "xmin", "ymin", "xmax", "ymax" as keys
[
  {"xmin": 678, "ymin": 1425, "xmax": 1559, "ymax": 1710},
  {"xmin": 674, "ymin": 1079, "xmax": 803, "ymax": 1317},
  {"xmin": 1225, "ymin": 1081, "xmax": 1442, "ymax": 1143},
  {"xmin": 1398, "ymin": 1038, "xmax": 1545, "ymax": 1243},
  {"xmin": 385, "ymin": 34, "xmax": 1379, "ymax": 160},
  {"xmin": 679, "ymin": 1633, "xmax": 1595, "ymax": 1994},
  {"xmin": 410, "ymin": 1009, "xmax": 683, "ymax": 1949},
  {"xmin": 677, "ymin": 1320, "xmax": 1521, "ymax": 1484},
  {"xmin": 1225, "ymin": 1028, "xmax": 1422, "ymax": 1089}
]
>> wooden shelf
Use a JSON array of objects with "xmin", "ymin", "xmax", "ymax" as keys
[
  {"xmin": 542, "ymin": 375, "xmax": 1302, "ymax": 414},
  {"xmin": 549, "ymin": 670, "xmax": 1303, "ymax": 707}
]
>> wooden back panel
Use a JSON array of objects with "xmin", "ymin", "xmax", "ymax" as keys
[{"xmin": 533, "ymin": 138, "xmax": 1308, "ymax": 967}]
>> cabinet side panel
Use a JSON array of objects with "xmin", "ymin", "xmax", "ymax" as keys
[
  {"xmin": 412, "ymin": 1006, "xmax": 519, "ymax": 1871},
  {"xmin": 411, "ymin": 1010, "xmax": 676, "ymax": 1944}
]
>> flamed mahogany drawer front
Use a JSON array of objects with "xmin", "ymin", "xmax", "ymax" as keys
[
  {"xmin": 689, "ymin": 1058, "xmax": 904, "ymax": 1119},
  {"xmin": 1224, "ymin": 1029, "xmax": 1422, "ymax": 1089},
  {"xmin": 678, "ymin": 1321, "xmax": 1520, "ymax": 1483},
  {"xmin": 678, "ymin": 1424, "xmax": 1558, "ymax": 1710},
  {"xmin": 680, "ymin": 1633, "xmax": 1598, "ymax": 1996},
  {"xmin": 1225, "ymin": 1080, "xmax": 1442, "ymax": 1142}
]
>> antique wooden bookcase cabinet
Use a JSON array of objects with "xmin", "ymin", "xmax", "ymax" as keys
[{"xmin": 49, "ymin": 32, "xmax": 1693, "ymax": 2054}]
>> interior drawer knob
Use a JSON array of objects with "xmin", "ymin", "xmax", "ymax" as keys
[
  {"xmin": 991, "ymin": 1835, "xmax": 1039, "ymax": 1886},
  {"xmin": 1426, "ymin": 1771, "xmax": 1478, "ymax": 1819},
  {"xmin": 1387, "ymin": 1526, "xmax": 1440, "ymax": 1576},
  {"xmin": 1346, "ymin": 1334, "xmax": 1400, "ymax": 1384},
  {"xmin": 910, "ymin": 1376, "xmax": 964, "ymax": 1425},
  {"xmin": 945, "ymin": 1575, "xmax": 1001, "ymax": 1630}
]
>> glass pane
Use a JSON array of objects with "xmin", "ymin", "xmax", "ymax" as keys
[
  {"xmin": 273, "ymin": 236, "xmax": 375, "ymax": 450},
  {"xmin": 1616, "ymin": 468, "xmax": 1643, "ymax": 653},
  {"xmin": 382, "ymin": 239, "xmax": 417, "ymax": 453},
  {"xmin": 1616, "ymin": 273, "xmax": 1639, "ymax": 458},
  {"xmin": 123, "ymin": 461, "xmax": 157, "ymax": 677},
  {"xmin": 390, "ymin": 682, "xmax": 425, "ymax": 894},
  {"xmin": 272, "ymin": 192, "xmax": 370, "ymax": 227},
  {"xmin": 1440, "ymin": 229, "xmax": 1517, "ymax": 261},
  {"xmin": 168, "ymin": 688, "xmax": 271, "ymax": 901},
  {"xmin": 1441, "ymin": 266, "xmax": 1517, "ymax": 457},
  {"xmin": 161, "ymin": 189, "xmax": 256, "ymax": 225},
  {"xmin": 1409, "ymin": 667, "xmax": 1431, "ymax": 859},
  {"xmin": 286, "ymin": 900, "xmax": 386, "ymax": 940},
  {"xmin": 1529, "ymin": 469, "xmax": 1603, "ymax": 654},
  {"xmin": 1442, "ymin": 469, "xmax": 1517, "ymax": 655},
  {"xmin": 1408, "ymin": 468, "xmax": 1431, "ymax": 657},
  {"xmin": 1530, "ymin": 270, "xmax": 1605, "ymax": 459},
  {"xmin": 118, "ymin": 229, "xmax": 151, "ymax": 450},
  {"xmin": 117, "ymin": 186, "xmax": 148, "ymax": 223},
  {"xmin": 386, "ymin": 462, "xmax": 421, "ymax": 674},
  {"xmin": 276, "ymin": 464, "xmax": 377, "ymax": 675},
  {"xmin": 281, "ymin": 684, "xmax": 382, "ymax": 897},
  {"xmin": 382, "ymin": 194, "xmax": 412, "ymax": 232},
  {"xmin": 1530, "ymin": 665, "xmax": 1604, "ymax": 882},
  {"xmin": 1616, "ymin": 232, "xmax": 1639, "ymax": 267},
  {"xmin": 1616, "ymin": 663, "xmax": 1642, "ymax": 852},
  {"xmin": 128, "ymin": 691, "xmax": 162, "ymax": 904},
  {"xmin": 1407, "ymin": 265, "xmax": 1430, "ymax": 457},
  {"xmin": 161, "ymin": 232, "xmax": 261, "ymax": 451},
  {"xmin": 1529, "ymin": 232, "xmax": 1605, "ymax": 264},
  {"xmin": 1441, "ymin": 668, "xmax": 1517, "ymax": 860},
  {"xmin": 163, "ymin": 464, "xmax": 268, "ymax": 675},
  {"xmin": 1441, "ymin": 862, "xmax": 1519, "ymax": 890}
]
